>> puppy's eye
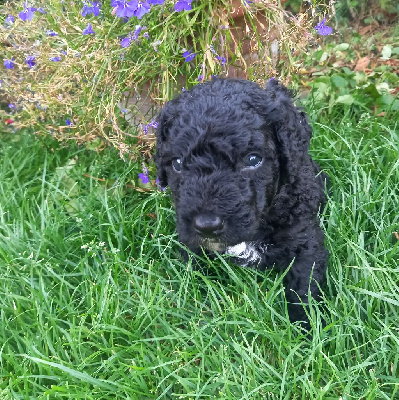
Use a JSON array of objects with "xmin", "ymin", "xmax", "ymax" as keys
[
  {"xmin": 243, "ymin": 154, "xmax": 262, "ymax": 169},
  {"xmin": 172, "ymin": 158, "xmax": 182, "ymax": 172}
]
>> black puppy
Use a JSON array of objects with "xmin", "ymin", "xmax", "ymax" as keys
[{"xmin": 155, "ymin": 78, "xmax": 328, "ymax": 328}]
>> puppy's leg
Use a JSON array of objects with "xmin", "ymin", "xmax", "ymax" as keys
[
  {"xmin": 282, "ymin": 227, "xmax": 328, "ymax": 330},
  {"xmin": 253, "ymin": 220, "xmax": 327, "ymax": 329}
]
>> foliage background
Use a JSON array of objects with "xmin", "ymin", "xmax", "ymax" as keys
[{"xmin": 1, "ymin": 0, "xmax": 327, "ymax": 161}]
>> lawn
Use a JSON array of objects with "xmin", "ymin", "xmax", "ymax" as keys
[
  {"xmin": 0, "ymin": 101, "xmax": 398, "ymax": 399},
  {"xmin": 1, "ymin": 0, "xmax": 399, "ymax": 397}
]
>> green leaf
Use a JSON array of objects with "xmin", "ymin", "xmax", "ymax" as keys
[
  {"xmin": 319, "ymin": 51, "xmax": 329, "ymax": 63},
  {"xmin": 335, "ymin": 94, "xmax": 355, "ymax": 105},
  {"xmin": 377, "ymin": 94, "xmax": 399, "ymax": 111},
  {"xmin": 311, "ymin": 82, "xmax": 329, "ymax": 101},
  {"xmin": 382, "ymin": 72, "xmax": 399, "ymax": 84},
  {"xmin": 334, "ymin": 43, "xmax": 350, "ymax": 51},
  {"xmin": 331, "ymin": 75, "xmax": 348, "ymax": 88},
  {"xmin": 381, "ymin": 45, "xmax": 392, "ymax": 60},
  {"xmin": 24, "ymin": 356, "xmax": 118, "ymax": 390},
  {"xmin": 342, "ymin": 67, "xmax": 354, "ymax": 76},
  {"xmin": 363, "ymin": 84, "xmax": 381, "ymax": 99},
  {"xmin": 354, "ymin": 71, "xmax": 367, "ymax": 85},
  {"xmin": 312, "ymin": 76, "xmax": 331, "ymax": 84},
  {"xmin": 376, "ymin": 82, "xmax": 390, "ymax": 94}
]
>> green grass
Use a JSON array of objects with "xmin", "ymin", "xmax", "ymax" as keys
[{"xmin": 0, "ymin": 107, "xmax": 398, "ymax": 399}]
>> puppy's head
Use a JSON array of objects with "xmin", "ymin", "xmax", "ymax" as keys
[{"xmin": 155, "ymin": 78, "xmax": 312, "ymax": 252}]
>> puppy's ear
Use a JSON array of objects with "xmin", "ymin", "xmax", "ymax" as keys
[
  {"xmin": 261, "ymin": 80, "xmax": 313, "ymax": 183},
  {"xmin": 154, "ymin": 107, "xmax": 171, "ymax": 187}
]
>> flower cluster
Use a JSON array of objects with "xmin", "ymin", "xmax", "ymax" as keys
[
  {"xmin": 315, "ymin": 19, "xmax": 333, "ymax": 36},
  {"xmin": 138, "ymin": 163, "xmax": 165, "ymax": 191},
  {"xmin": 82, "ymin": 23, "xmax": 95, "ymax": 35},
  {"xmin": 141, "ymin": 118, "xmax": 159, "ymax": 134},
  {"xmin": 1, "ymin": 0, "xmax": 330, "ymax": 175},
  {"xmin": 111, "ymin": 0, "xmax": 164, "ymax": 19},
  {"xmin": 120, "ymin": 25, "xmax": 147, "ymax": 48},
  {"xmin": 4, "ymin": 58, "xmax": 15, "ymax": 70},
  {"xmin": 1, "ymin": 0, "xmax": 200, "ymax": 143},
  {"xmin": 182, "ymin": 50, "xmax": 196, "ymax": 63},
  {"xmin": 5, "ymin": 14, "xmax": 15, "ymax": 26},
  {"xmin": 108, "ymin": 0, "xmax": 195, "ymax": 20},
  {"xmin": 2, "ymin": 0, "xmax": 196, "ymax": 72},
  {"xmin": 25, "ymin": 55, "xmax": 36, "ymax": 68},
  {"xmin": 175, "ymin": 1, "xmax": 191, "ymax": 11},
  {"xmin": 81, "ymin": 1, "xmax": 101, "ymax": 17},
  {"xmin": 210, "ymin": 45, "xmax": 226, "ymax": 66},
  {"xmin": 18, "ymin": 3, "xmax": 37, "ymax": 21}
]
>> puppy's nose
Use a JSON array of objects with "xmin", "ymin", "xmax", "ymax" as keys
[{"xmin": 194, "ymin": 214, "xmax": 223, "ymax": 236}]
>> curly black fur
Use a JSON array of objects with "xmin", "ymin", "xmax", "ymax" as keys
[{"xmin": 155, "ymin": 78, "xmax": 328, "ymax": 328}]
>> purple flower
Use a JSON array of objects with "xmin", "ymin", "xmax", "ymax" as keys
[
  {"xmin": 81, "ymin": 1, "xmax": 101, "ymax": 17},
  {"xmin": 210, "ymin": 45, "xmax": 226, "ymax": 65},
  {"xmin": 46, "ymin": 30, "xmax": 58, "ymax": 36},
  {"xmin": 148, "ymin": 119, "xmax": 158, "ymax": 129},
  {"xmin": 65, "ymin": 118, "xmax": 72, "ymax": 125},
  {"xmin": 155, "ymin": 177, "xmax": 166, "ymax": 191},
  {"xmin": 5, "ymin": 15, "xmax": 15, "ymax": 26},
  {"xmin": 82, "ymin": 23, "xmax": 95, "ymax": 35},
  {"xmin": 142, "ymin": 118, "xmax": 158, "ymax": 134},
  {"xmin": 134, "ymin": 2, "xmax": 151, "ymax": 19},
  {"xmin": 216, "ymin": 55, "xmax": 226, "ymax": 65},
  {"xmin": 18, "ymin": 3, "xmax": 37, "ymax": 21},
  {"xmin": 133, "ymin": 24, "xmax": 143, "ymax": 38},
  {"xmin": 120, "ymin": 25, "xmax": 142, "ymax": 47},
  {"xmin": 8, "ymin": 103, "xmax": 17, "ymax": 110},
  {"xmin": 25, "ymin": 55, "xmax": 36, "ymax": 68},
  {"xmin": 4, "ymin": 58, "xmax": 15, "ymax": 69},
  {"xmin": 315, "ymin": 19, "xmax": 333, "ymax": 36},
  {"xmin": 148, "ymin": 0, "xmax": 164, "ymax": 4},
  {"xmin": 141, "ymin": 124, "xmax": 148, "ymax": 134},
  {"xmin": 175, "ymin": 1, "xmax": 191, "ymax": 11},
  {"xmin": 111, "ymin": 0, "xmax": 138, "ymax": 19},
  {"xmin": 50, "ymin": 56, "xmax": 62, "ymax": 62},
  {"xmin": 139, "ymin": 164, "xmax": 152, "ymax": 185},
  {"xmin": 138, "ymin": 171, "xmax": 150, "ymax": 184},
  {"xmin": 197, "ymin": 74, "xmax": 203, "ymax": 81},
  {"xmin": 36, "ymin": 7, "xmax": 47, "ymax": 14},
  {"xmin": 182, "ymin": 50, "xmax": 196, "ymax": 62},
  {"xmin": 120, "ymin": 35, "xmax": 132, "ymax": 48}
]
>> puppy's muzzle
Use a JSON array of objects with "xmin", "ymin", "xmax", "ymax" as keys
[{"xmin": 193, "ymin": 214, "xmax": 223, "ymax": 238}]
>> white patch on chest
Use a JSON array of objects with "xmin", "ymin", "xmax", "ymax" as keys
[{"xmin": 225, "ymin": 242, "xmax": 265, "ymax": 267}]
